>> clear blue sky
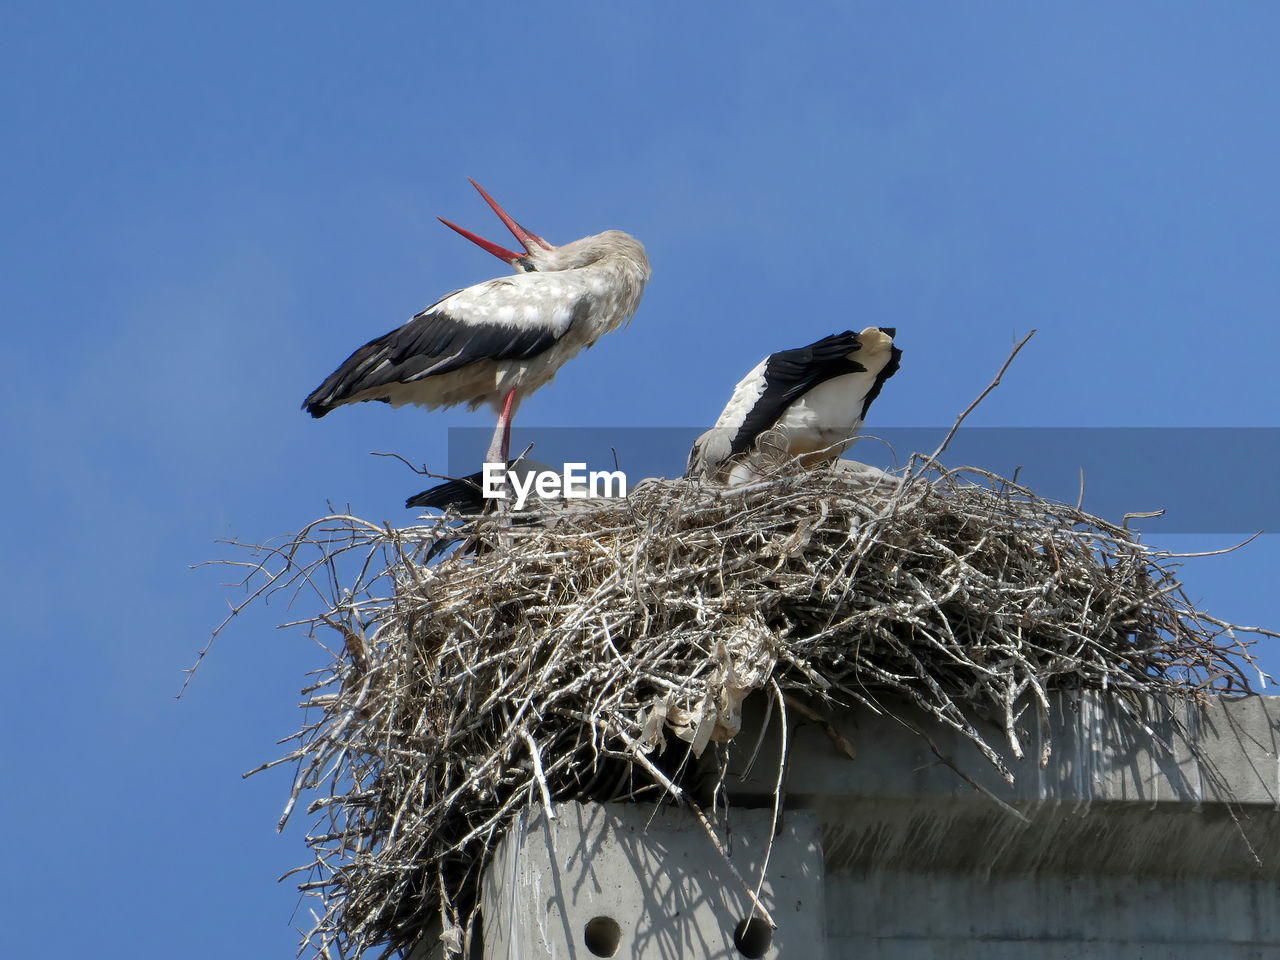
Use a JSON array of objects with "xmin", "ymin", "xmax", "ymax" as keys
[{"xmin": 3, "ymin": 3, "xmax": 1278, "ymax": 955}]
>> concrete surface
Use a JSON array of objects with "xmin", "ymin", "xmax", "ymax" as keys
[
  {"xmin": 720, "ymin": 690, "xmax": 1280, "ymax": 877},
  {"xmin": 825, "ymin": 870, "xmax": 1278, "ymax": 960},
  {"xmin": 482, "ymin": 802, "xmax": 824, "ymax": 959},
  {"xmin": 472, "ymin": 691, "xmax": 1280, "ymax": 958}
]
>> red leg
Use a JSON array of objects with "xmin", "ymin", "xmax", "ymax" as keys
[
  {"xmin": 498, "ymin": 387, "xmax": 517, "ymax": 463},
  {"xmin": 485, "ymin": 388, "xmax": 518, "ymax": 466}
]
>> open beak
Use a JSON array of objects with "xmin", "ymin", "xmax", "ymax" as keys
[{"xmin": 438, "ymin": 179, "xmax": 554, "ymax": 264}]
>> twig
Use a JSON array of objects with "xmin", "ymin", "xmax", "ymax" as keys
[
  {"xmin": 922, "ymin": 329, "xmax": 1037, "ymax": 470},
  {"xmin": 205, "ymin": 406, "xmax": 1277, "ymax": 959}
]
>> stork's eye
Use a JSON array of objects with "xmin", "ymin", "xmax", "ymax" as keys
[{"xmin": 517, "ymin": 258, "xmax": 537, "ymax": 273}]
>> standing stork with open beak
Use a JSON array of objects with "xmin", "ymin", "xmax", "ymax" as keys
[
  {"xmin": 303, "ymin": 180, "xmax": 651, "ymax": 466},
  {"xmin": 686, "ymin": 328, "xmax": 902, "ymax": 485}
]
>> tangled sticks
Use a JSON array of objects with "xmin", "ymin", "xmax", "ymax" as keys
[{"xmin": 212, "ymin": 446, "xmax": 1271, "ymax": 958}]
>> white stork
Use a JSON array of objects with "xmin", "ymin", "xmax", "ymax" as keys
[
  {"xmin": 304, "ymin": 180, "xmax": 651, "ymax": 465},
  {"xmin": 686, "ymin": 327, "xmax": 902, "ymax": 484}
]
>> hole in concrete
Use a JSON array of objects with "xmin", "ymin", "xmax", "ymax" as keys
[
  {"xmin": 583, "ymin": 915, "xmax": 621, "ymax": 957},
  {"xmin": 733, "ymin": 916, "xmax": 773, "ymax": 958}
]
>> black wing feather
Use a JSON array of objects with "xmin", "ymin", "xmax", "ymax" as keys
[
  {"xmin": 405, "ymin": 469, "xmax": 489, "ymax": 512},
  {"xmin": 407, "ymin": 461, "xmax": 548, "ymax": 561},
  {"xmin": 405, "ymin": 457, "xmax": 556, "ymax": 511},
  {"xmin": 729, "ymin": 331, "xmax": 866, "ymax": 456},
  {"xmin": 304, "ymin": 307, "xmax": 565, "ymax": 418}
]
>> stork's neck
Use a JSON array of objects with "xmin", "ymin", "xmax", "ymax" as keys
[{"xmin": 597, "ymin": 253, "xmax": 650, "ymax": 333}]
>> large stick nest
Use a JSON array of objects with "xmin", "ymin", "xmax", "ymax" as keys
[{"xmin": 219, "ymin": 456, "xmax": 1272, "ymax": 959}]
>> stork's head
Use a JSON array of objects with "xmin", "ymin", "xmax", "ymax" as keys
[{"xmin": 439, "ymin": 180, "xmax": 650, "ymax": 279}]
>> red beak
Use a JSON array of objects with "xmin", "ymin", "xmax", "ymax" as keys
[{"xmin": 438, "ymin": 179, "xmax": 553, "ymax": 264}]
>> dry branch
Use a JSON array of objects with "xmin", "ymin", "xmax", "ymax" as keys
[{"xmin": 209, "ymin": 448, "xmax": 1274, "ymax": 958}]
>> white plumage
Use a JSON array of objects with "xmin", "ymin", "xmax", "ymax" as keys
[
  {"xmin": 687, "ymin": 327, "xmax": 902, "ymax": 484},
  {"xmin": 304, "ymin": 181, "xmax": 651, "ymax": 464}
]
